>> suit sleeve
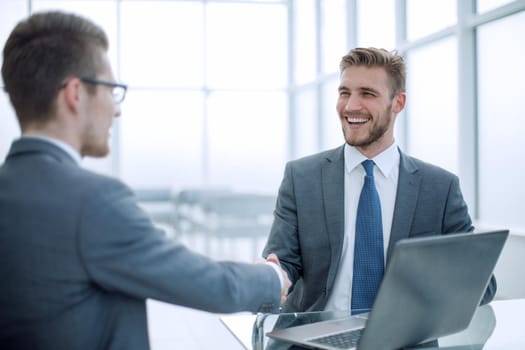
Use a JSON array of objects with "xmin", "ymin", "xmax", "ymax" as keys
[
  {"xmin": 262, "ymin": 162, "xmax": 302, "ymax": 286},
  {"xmin": 445, "ymin": 175, "xmax": 496, "ymax": 305},
  {"xmin": 442, "ymin": 175, "xmax": 474, "ymax": 234},
  {"xmin": 76, "ymin": 178, "xmax": 281, "ymax": 314}
]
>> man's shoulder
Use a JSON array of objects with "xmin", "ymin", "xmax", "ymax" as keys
[
  {"xmin": 288, "ymin": 145, "xmax": 344, "ymax": 168},
  {"xmin": 400, "ymin": 152, "xmax": 458, "ymax": 180},
  {"xmin": 74, "ymin": 167, "xmax": 132, "ymax": 199}
]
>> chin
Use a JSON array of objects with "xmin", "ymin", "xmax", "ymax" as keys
[
  {"xmin": 97, "ymin": 147, "xmax": 110, "ymax": 157},
  {"xmin": 83, "ymin": 145, "xmax": 110, "ymax": 158},
  {"xmin": 344, "ymin": 135, "xmax": 366, "ymax": 146}
]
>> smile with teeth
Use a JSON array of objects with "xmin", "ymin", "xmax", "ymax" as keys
[{"xmin": 346, "ymin": 116, "xmax": 370, "ymax": 124}]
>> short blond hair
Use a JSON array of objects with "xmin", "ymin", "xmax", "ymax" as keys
[{"xmin": 340, "ymin": 47, "xmax": 406, "ymax": 98}]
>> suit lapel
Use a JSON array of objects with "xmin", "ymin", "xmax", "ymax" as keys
[
  {"xmin": 321, "ymin": 146, "xmax": 345, "ymax": 288},
  {"xmin": 387, "ymin": 150, "xmax": 421, "ymax": 261}
]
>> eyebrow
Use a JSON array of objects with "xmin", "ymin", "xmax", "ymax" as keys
[
  {"xmin": 360, "ymin": 87, "xmax": 380, "ymax": 95},
  {"xmin": 338, "ymin": 86, "xmax": 381, "ymax": 95}
]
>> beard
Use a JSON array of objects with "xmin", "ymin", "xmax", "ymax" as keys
[
  {"xmin": 342, "ymin": 105, "xmax": 393, "ymax": 148},
  {"xmin": 80, "ymin": 123, "xmax": 111, "ymax": 158},
  {"xmin": 81, "ymin": 141, "xmax": 110, "ymax": 158}
]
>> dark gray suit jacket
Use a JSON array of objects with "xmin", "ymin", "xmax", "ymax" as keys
[
  {"xmin": 263, "ymin": 145, "xmax": 496, "ymax": 313},
  {"xmin": 0, "ymin": 138, "xmax": 280, "ymax": 350}
]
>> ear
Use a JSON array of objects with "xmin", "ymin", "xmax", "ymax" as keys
[
  {"xmin": 60, "ymin": 77, "xmax": 82, "ymax": 115},
  {"xmin": 391, "ymin": 92, "xmax": 406, "ymax": 114}
]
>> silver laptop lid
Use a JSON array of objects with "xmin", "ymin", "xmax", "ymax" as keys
[{"xmin": 358, "ymin": 230, "xmax": 508, "ymax": 350}]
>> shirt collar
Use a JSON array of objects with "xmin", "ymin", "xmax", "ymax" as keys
[
  {"xmin": 21, "ymin": 135, "xmax": 82, "ymax": 165},
  {"xmin": 344, "ymin": 142, "xmax": 400, "ymax": 177}
]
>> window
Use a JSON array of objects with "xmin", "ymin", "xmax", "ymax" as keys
[
  {"xmin": 406, "ymin": 0, "xmax": 456, "ymax": 40},
  {"xmin": 207, "ymin": 91, "xmax": 287, "ymax": 192},
  {"xmin": 477, "ymin": 11, "xmax": 525, "ymax": 231},
  {"xmin": 118, "ymin": 1, "xmax": 288, "ymax": 193},
  {"xmin": 293, "ymin": 88, "xmax": 318, "ymax": 158},
  {"xmin": 120, "ymin": 90, "xmax": 204, "ymax": 189},
  {"xmin": 320, "ymin": 0, "xmax": 347, "ymax": 74},
  {"xmin": 293, "ymin": 0, "xmax": 317, "ymax": 85},
  {"xmin": 2, "ymin": 1, "xmax": 525, "ymax": 235},
  {"xmin": 321, "ymin": 78, "xmax": 342, "ymax": 150},
  {"xmin": 206, "ymin": 3, "xmax": 287, "ymax": 89},
  {"xmin": 477, "ymin": 0, "xmax": 515, "ymax": 13},
  {"xmin": 405, "ymin": 38, "xmax": 458, "ymax": 175},
  {"xmin": 357, "ymin": 0, "xmax": 396, "ymax": 50},
  {"xmin": 120, "ymin": 1, "xmax": 204, "ymax": 88}
]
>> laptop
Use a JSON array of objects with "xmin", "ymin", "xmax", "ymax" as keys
[{"xmin": 266, "ymin": 230, "xmax": 509, "ymax": 350}]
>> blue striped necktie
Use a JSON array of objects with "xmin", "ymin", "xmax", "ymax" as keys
[{"xmin": 351, "ymin": 160, "xmax": 384, "ymax": 315}]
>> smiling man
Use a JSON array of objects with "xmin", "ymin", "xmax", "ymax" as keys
[{"xmin": 262, "ymin": 47, "xmax": 496, "ymax": 314}]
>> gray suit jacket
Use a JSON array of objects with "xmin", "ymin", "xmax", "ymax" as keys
[
  {"xmin": 263, "ymin": 145, "xmax": 496, "ymax": 313},
  {"xmin": 0, "ymin": 138, "xmax": 280, "ymax": 350}
]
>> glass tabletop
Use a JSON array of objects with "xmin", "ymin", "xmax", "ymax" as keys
[{"xmin": 248, "ymin": 304, "xmax": 496, "ymax": 350}]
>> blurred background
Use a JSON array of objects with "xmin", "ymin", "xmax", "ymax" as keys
[{"xmin": 1, "ymin": 0, "xmax": 525, "ymax": 300}]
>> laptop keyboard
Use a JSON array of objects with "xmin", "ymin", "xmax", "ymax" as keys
[{"xmin": 308, "ymin": 328, "xmax": 364, "ymax": 349}]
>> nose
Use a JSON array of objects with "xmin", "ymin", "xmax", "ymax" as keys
[
  {"xmin": 344, "ymin": 94, "xmax": 362, "ymax": 112},
  {"xmin": 114, "ymin": 103, "xmax": 122, "ymax": 118}
]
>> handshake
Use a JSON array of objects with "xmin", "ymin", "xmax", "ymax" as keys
[{"xmin": 257, "ymin": 253, "xmax": 292, "ymax": 306}]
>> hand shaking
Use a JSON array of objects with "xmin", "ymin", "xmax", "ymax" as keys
[{"xmin": 265, "ymin": 253, "xmax": 291, "ymax": 305}]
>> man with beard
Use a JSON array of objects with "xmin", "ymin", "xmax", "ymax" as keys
[{"xmin": 262, "ymin": 47, "xmax": 496, "ymax": 314}]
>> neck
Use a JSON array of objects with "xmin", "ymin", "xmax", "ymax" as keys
[
  {"xmin": 22, "ymin": 121, "xmax": 81, "ymax": 154},
  {"xmin": 356, "ymin": 138, "xmax": 395, "ymax": 159}
]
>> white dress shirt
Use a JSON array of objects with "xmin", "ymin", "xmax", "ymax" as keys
[{"xmin": 324, "ymin": 143, "xmax": 400, "ymax": 311}]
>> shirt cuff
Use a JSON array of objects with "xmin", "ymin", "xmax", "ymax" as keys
[{"xmin": 265, "ymin": 261, "xmax": 284, "ymax": 289}]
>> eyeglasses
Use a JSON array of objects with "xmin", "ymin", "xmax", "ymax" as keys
[{"xmin": 80, "ymin": 77, "xmax": 128, "ymax": 104}]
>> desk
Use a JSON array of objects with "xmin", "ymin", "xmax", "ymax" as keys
[{"xmin": 218, "ymin": 299, "xmax": 525, "ymax": 350}]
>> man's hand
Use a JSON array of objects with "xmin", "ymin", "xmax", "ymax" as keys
[{"xmin": 265, "ymin": 253, "xmax": 291, "ymax": 305}]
